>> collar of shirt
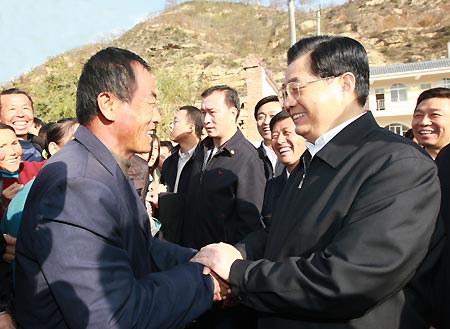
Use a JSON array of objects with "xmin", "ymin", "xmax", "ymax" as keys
[
  {"xmin": 305, "ymin": 112, "xmax": 366, "ymax": 158},
  {"xmin": 111, "ymin": 151, "xmax": 132, "ymax": 177},
  {"xmin": 178, "ymin": 145, "xmax": 196, "ymax": 160},
  {"xmin": 261, "ymin": 141, "xmax": 278, "ymax": 168}
]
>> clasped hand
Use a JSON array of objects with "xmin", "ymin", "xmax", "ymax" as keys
[{"xmin": 191, "ymin": 242, "xmax": 243, "ymax": 301}]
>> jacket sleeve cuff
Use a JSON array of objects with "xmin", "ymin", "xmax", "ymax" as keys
[{"xmin": 229, "ymin": 259, "xmax": 253, "ymax": 302}]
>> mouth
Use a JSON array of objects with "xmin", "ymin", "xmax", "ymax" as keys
[
  {"xmin": 278, "ymin": 146, "xmax": 292, "ymax": 155},
  {"xmin": 291, "ymin": 113, "xmax": 305, "ymax": 121},
  {"xmin": 12, "ymin": 120, "xmax": 29, "ymax": 129},
  {"xmin": 418, "ymin": 130, "xmax": 434, "ymax": 135}
]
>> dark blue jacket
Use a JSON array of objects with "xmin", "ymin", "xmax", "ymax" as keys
[{"xmin": 15, "ymin": 125, "xmax": 214, "ymax": 329}]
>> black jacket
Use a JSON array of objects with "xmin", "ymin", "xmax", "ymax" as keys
[
  {"xmin": 231, "ymin": 113, "xmax": 442, "ymax": 329},
  {"xmin": 181, "ymin": 129, "xmax": 266, "ymax": 250}
]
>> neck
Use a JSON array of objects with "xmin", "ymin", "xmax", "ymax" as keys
[
  {"xmin": 425, "ymin": 146, "xmax": 440, "ymax": 160},
  {"xmin": 179, "ymin": 135, "xmax": 199, "ymax": 154},
  {"xmin": 263, "ymin": 139, "xmax": 272, "ymax": 149},
  {"xmin": 286, "ymin": 161, "xmax": 299, "ymax": 173},
  {"xmin": 213, "ymin": 127, "xmax": 237, "ymax": 148}
]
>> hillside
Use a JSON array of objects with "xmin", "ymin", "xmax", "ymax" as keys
[{"xmin": 3, "ymin": 0, "xmax": 450, "ymax": 139}]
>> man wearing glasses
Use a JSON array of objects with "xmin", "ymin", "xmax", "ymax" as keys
[{"xmin": 192, "ymin": 35, "xmax": 443, "ymax": 328}]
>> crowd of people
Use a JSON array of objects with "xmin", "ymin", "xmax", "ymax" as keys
[{"xmin": 0, "ymin": 34, "xmax": 449, "ymax": 329}]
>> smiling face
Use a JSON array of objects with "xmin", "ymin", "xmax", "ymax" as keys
[
  {"xmin": 256, "ymin": 101, "xmax": 282, "ymax": 144},
  {"xmin": 271, "ymin": 117, "xmax": 305, "ymax": 172},
  {"xmin": 114, "ymin": 63, "xmax": 157, "ymax": 157},
  {"xmin": 0, "ymin": 128, "xmax": 23, "ymax": 172},
  {"xmin": 0, "ymin": 93, "xmax": 34, "ymax": 140},
  {"xmin": 282, "ymin": 54, "xmax": 344, "ymax": 143},
  {"xmin": 412, "ymin": 97, "xmax": 450, "ymax": 158}
]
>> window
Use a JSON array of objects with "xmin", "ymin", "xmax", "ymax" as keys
[
  {"xmin": 420, "ymin": 83, "xmax": 431, "ymax": 90},
  {"xmin": 437, "ymin": 78, "xmax": 450, "ymax": 88},
  {"xmin": 384, "ymin": 123, "xmax": 409, "ymax": 136},
  {"xmin": 390, "ymin": 84, "xmax": 407, "ymax": 102},
  {"xmin": 375, "ymin": 88, "xmax": 385, "ymax": 110}
]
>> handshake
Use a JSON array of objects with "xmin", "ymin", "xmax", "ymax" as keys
[{"xmin": 190, "ymin": 242, "xmax": 243, "ymax": 302}]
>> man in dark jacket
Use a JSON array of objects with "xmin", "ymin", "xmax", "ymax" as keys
[
  {"xmin": 192, "ymin": 35, "xmax": 442, "ymax": 329},
  {"xmin": 254, "ymin": 95, "xmax": 283, "ymax": 179},
  {"xmin": 182, "ymin": 85, "xmax": 265, "ymax": 329}
]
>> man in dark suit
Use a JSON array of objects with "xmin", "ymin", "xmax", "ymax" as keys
[
  {"xmin": 161, "ymin": 105, "xmax": 202, "ymax": 193},
  {"xmin": 261, "ymin": 110, "xmax": 304, "ymax": 225},
  {"xmin": 192, "ymin": 35, "xmax": 442, "ymax": 328},
  {"xmin": 254, "ymin": 95, "xmax": 284, "ymax": 179},
  {"xmin": 15, "ymin": 47, "xmax": 223, "ymax": 329},
  {"xmin": 434, "ymin": 143, "xmax": 450, "ymax": 329}
]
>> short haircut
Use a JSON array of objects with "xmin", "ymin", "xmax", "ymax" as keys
[
  {"xmin": 270, "ymin": 110, "xmax": 291, "ymax": 132},
  {"xmin": 287, "ymin": 35, "xmax": 369, "ymax": 107},
  {"xmin": 416, "ymin": 87, "xmax": 450, "ymax": 107},
  {"xmin": 254, "ymin": 95, "xmax": 280, "ymax": 120},
  {"xmin": 201, "ymin": 85, "xmax": 240, "ymax": 119},
  {"xmin": 179, "ymin": 105, "xmax": 202, "ymax": 139},
  {"xmin": 0, "ymin": 88, "xmax": 34, "ymax": 111},
  {"xmin": 76, "ymin": 47, "xmax": 151, "ymax": 125},
  {"xmin": 404, "ymin": 128, "xmax": 415, "ymax": 141}
]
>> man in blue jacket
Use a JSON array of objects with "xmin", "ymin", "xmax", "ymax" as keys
[{"xmin": 15, "ymin": 47, "xmax": 221, "ymax": 329}]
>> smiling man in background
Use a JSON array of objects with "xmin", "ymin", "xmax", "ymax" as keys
[
  {"xmin": 412, "ymin": 87, "xmax": 450, "ymax": 159},
  {"xmin": 0, "ymin": 89, "xmax": 44, "ymax": 162}
]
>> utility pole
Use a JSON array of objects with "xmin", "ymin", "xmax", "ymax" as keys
[
  {"xmin": 288, "ymin": 0, "xmax": 296, "ymax": 46},
  {"xmin": 316, "ymin": 5, "xmax": 321, "ymax": 35}
]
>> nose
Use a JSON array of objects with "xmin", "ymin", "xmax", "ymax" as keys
[
  {"xmin": 277, "ymin": 133, "xmax": 287, "ymax": 145},
  {"xmin": 169, "ymin": 122, "xmax": 174, "ymax": 132},
  {"xmin": 419, "ymin": 115, "xmax": 432, "ymax": 126},
  {"xmin": 203, "ymin": 112, "xmax": 211, "ymax": 124},
  {"xmin": 283, "ymin": 96, "xmax": 297, "ymax": 115}
]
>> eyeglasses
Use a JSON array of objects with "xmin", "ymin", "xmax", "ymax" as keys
[{"xmin": 278, "ymin": 76, "xmax": 336, "ymax": 103}]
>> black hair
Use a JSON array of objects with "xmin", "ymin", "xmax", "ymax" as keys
[
  {"xmin": 76, "ymin": 47, "xmax": 151, "ymax": 125},
  {"xmin": 44, "ymin": 118, "xmax": 79, "ymax": 155},
  {"xmin": 254, "ymin": 95, "xmax": 279, "ymax": 120},
  {"xmin": 269, "ymin": 110, "xmax": 291, "ymax": 132},
  {"xmin": 287, "ymin": 35, "xmax": 369, "ymax": 107},
  {"xmin": 0, "ymin": 88, "xmax": 34, "ymax": 111},
  {"xmin": 179, "ymin": 105, "xmax": 203, "ymax": 139},
  {"xmin": 416, "ymin": 87, "xmax": 450, "ymax": 107},
  {"xmin": 201, "ymin": 85, "xmax": 240, "ymax": 119}
]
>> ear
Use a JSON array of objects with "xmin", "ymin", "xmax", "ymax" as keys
[
  {"xmin": 230, "ymin": 107, "xmax": 238, "ymax": 121},
  {"xmin": 48, "ymin": 142, "xmax": 60, "ymax": 156},
  {"xmin": 341, "ymin": 72, "xmax": 356, "ymax": 97},
  {"xmin": 97, "ymin": 92, "xmax": 117, "ymax": 122}
]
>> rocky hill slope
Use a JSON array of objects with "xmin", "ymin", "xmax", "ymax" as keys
[{"xmin": 3, "ymin": 0, "xmax": 449, "ymax": 138}]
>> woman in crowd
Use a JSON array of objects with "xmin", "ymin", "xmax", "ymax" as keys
[{"xmin": 1, "ymin": 119, "xmax": 78, "ymax": 238}]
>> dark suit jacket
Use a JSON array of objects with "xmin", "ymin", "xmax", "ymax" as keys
[
  {"xmin": 230, "ymin": 112, "xmax": 442, "ymax": 329},
  {"xmin": 181, "ymin": 129, "xmax": 266, "ymax": 250},
  {"xmin": 160, "ymin": 144, "xmax": 197, "ymax": 194},
  {"xmin": 261, "ymin": 169, "xmax": 288, "ymax": 225},
  {"xmin": 434, "ymin": 143, "xmax": 450, "ymax": 329},
  {"xmin": 15, "ymin": 125, "xmax": 213, "ymax": 329},
  {"xmin": 257, "ymin": 143, "xmax": 284, "ymax": 180}
]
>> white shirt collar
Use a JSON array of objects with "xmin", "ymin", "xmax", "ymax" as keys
[
  {"xmin": 178, "ymin": 145, "xmax": 196, "ymax": 160},
  {"xmin": 305, "ymin": 112, "xmax": 366, "ymax": 158},
  {"xmin": 262, "ymin": 142, "xmax": 278, "ymax": 169}
]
